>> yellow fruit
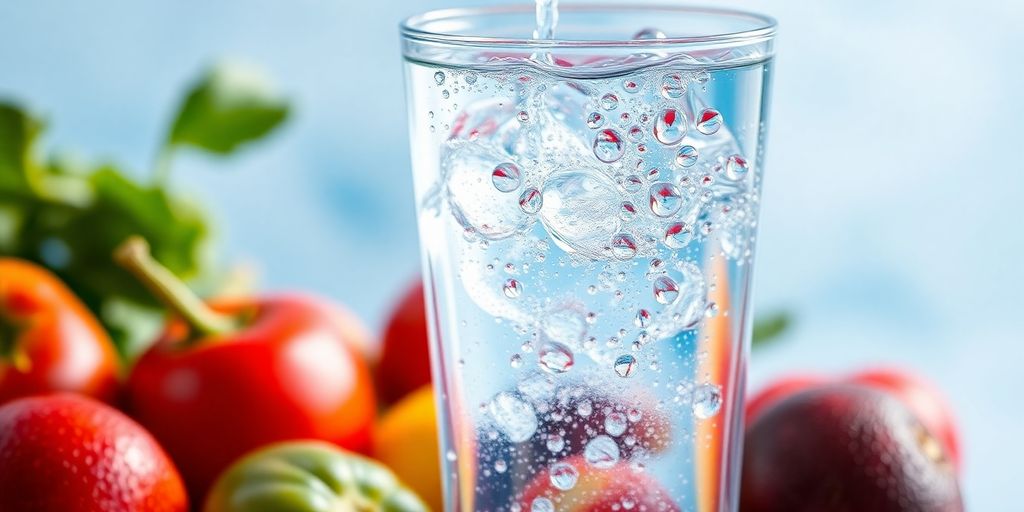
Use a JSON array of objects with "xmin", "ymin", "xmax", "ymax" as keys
[{"xmin": 373, "ymin": 386, "xmax": 443, "ymax": 511}]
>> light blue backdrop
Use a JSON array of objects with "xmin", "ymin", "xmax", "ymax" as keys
[{"xmin": 1, "ymin": 1, "xmax": 1020, "ymax": 509}]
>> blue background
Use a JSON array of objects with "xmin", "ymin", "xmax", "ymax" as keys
[{"xmin": 1, "ymin": 1, "xmax": 1020, "ymax": 508}]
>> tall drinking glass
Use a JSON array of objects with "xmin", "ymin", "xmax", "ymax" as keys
[{"xmin": 401, "ymin": 5, "xmax": 776, "ymax": 511}]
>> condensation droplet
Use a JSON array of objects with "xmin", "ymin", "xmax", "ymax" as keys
[
  {"xmin": 622, "ymin": 79, "xmax": 640, "ymax": 93},
  {"xmin": 619, "ymin": 201, "xmax": 637, "ymax": 221},
  {"xmin": 600, "ymin": 93, "xmax": 619, "ymax": 110},
  {"xmin": 593, "ymin": 129, "xmax": 625, "ymax": 163},
  {"xmin": 492, "ymin": 163, "xmax": 522, "ymax": 193},
  {"xmin": 489, "ymin": 392, "xmax": 537, "ymax": 442},
  {"xmin": 503, "ymin": 278, "xmax": 523, "ymax": 298},
  {"xmin": 696, "ymin": 108, "xmax": 723, "ymax": 135},
  {"xmin": 648, "ymin": 183, "xmax": 684, "ymax": 217},
  {"xmin": 635, "ymin": 309, "xmax": 652, "ymax": 328},
  {"xmin": 531, "ymin": 497, "xmax": 554, "ymax": 512},
  {"xmin": 661, "ymin": 73, "xmax": 686, "ymax": 99},
  {"xmin": 692, "ymin": 383, "xmax": 723, "ymax": 419},
  {"xmin": 519, "ymin": 187, "xmax": 543, "ymax": 214},
  {"xmin": 653, "ymin": 108, "xmax": 687, "ymax": 145},
  {"xmin": 664, "ymin": 222, "xmax": 693, "ymax": 249},
  {"xmin": 614, "ymin": 354, "xmax": 638, "ymax": 378},
  {"xmin": 538, "ymin": 341, "xmax": 574, "ymax": 374},
  {"xmin": 609, "ymin": 233, "xmax": 638, "ymax": 260},
  {"xmin": 509, "ymin": 353, "xmax": 523, "ymax": 368},
  {"xmin": 725, "ymin": 155, "xmax": 749, "ymax": 181},
  {"xmin": 605, "ymin": 412, "xmax": 629, "ymax": 436},
  {"xmin": 546, "ymin": 433, "xmax": 565, "ymax": 453},
  {"xmin": 653, "ymin": 275, "xmax": 680, "ymax": 304},
  {"xmin": 675, "ymin": 145, "xmax": 699, "ymax": 167},
  {"xmin": 549, "ymin": 461, "xmax": 579, "ymax": 490},
  {"xmin": 586, "ymin": 112, "xmax": 605, "ymax": 129},
  {"xmin": 584, "ymin": 435, "xmax": 621, "ymax": 468}
]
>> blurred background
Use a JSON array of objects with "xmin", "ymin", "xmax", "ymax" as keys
[{"xmin": 1, "ymin": 0, "xmax": 1019, "ymax": 508}]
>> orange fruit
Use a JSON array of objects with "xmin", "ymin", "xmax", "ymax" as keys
[{"xmin": 373, "ymin": 385, "xmax": 443, "ymax": 511}]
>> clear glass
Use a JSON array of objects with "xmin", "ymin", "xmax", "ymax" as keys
[{"xmin": 401, "ymin": 5, "xmax": 775, "ymax": 511}]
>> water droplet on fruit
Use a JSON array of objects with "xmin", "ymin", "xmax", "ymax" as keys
[{"xmin": 584, "ymin": 435, "xmax": 621, "ymax": 468}]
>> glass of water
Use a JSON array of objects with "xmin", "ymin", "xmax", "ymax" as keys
[{"xmin": 401, "ymin": 5, "xmax": 776, "ymax": 511}]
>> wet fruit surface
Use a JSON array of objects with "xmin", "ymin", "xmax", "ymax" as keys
[
  {"xmin": 0, "ymin": 394, "xmax": 187, "ymax": 512},
  {"xmin": 741, "ymin": 384, "xmax": 963, "ymax": 512}
]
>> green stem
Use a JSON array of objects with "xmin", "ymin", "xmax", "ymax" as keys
[{"xmin": 114, "ymin": 236, "xmax": 237, "ymax": 337}]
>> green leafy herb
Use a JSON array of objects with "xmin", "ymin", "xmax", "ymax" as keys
[
  {"xmin": 0, "ymin": 62, "xmax": 289, "ymax": 360},
  {"xmin": 752, "ymin": 311, "xmax": 793, "ymax": 349}
]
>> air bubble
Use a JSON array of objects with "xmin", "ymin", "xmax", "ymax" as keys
[
  {"xmin": 600, "ymin": 93, "xmax": 619, "ymax": 110},
  {"xmin": 664, "ymin": 223, "xmax": 693, "ymax": 249},
  {"xmin": 653, "ymin": 109, "xmax": 687, "ymax": 145},
  {"xmin": 584, "ymin": 435, "xmax": 621, "ymax": 468},
  {"xmin": 492, "ymin": 163, "xmax": 522, "ymax": 193},
  {"xmin": 614, "ymin": 354, "xmax": 638, "ymax": 378},
  {"xmin": 538, "ymin": 341, "xmax": 574, "ymax": 374},
  {"xmin": 586, "ymin": 112, "xmax": 605, "ymax": 129},
  {"xmin": 623, "ymin": 79, "xmax": 640, "ymax": 93},
  {"xmin": 692, "ymin": 383, "xmax": 723, "ymax": 419},
  {"xmin": 434, "ymin": 71, "xmax": 446, "ymax": 85},
  {"xmin": 696, "ymin": 108, "xmax": 723, "ymax": 135},
  {"xmin": 653, "ymin": 276, "xmax": 679, "ymax": 304},
  {"xmin": 550, "ymin": 462, "xmax": 579, "ymax": 490},
  {"xmin": 509, "ymin": 354, "xmax": 523, "ymax": 368},
  {"xmin": 546, "ymin": 433, "xmax": 565, "ymax": 453},
  {"xmin": 635, "ymin": 309, "xmax": 652, "ymax": 328},
  {"xmin": 532, "ymin": 497, "xmax": 554, "ymax": 512},
  {"xmin": 661, "ymin": 74, "xmax": 686, "ymax": 99},
  {"xmin": 609, "ymin": 233, "xmax": 638, "ymax": 260},
  {"xmin": 622, "ymin": 175, "xmax": 643, "ymax": 192},
  {"xmin": 619, "ymin": 201, "xmax": 638, "ymax": 221},
  {"xmin": 593, "ymin": 129, "xmax": 625, "ymax": 163},
  {"xmin": 503, "ymin": 279, "xmax": 523, "ymax": 298},
  {"xmin": 648, "ymin": 183, "xmax": 684, "ymax": 217},
  {"xmin": 725, "ymin": 155, "xmax": 749, "ymax": 181},
  {"xmin": 489, "ymin": 392, "xmax": 537, "ymax": 442},
  {"xmin": 519, "ymin": 187, "xmax": 543, "ymax": 214},
  {"xmin": 675, "ymin": 145, "xmax": 699, "ymax": 167},
  {"xmin": 605, "ymin": 412, "xmax": 629, "ymax": 436},
  {"xmin": 633, "ymin": 27, "xmax": 667, "ymax": 40}
]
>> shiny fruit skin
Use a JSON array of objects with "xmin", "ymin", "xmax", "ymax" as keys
[
  {"xmin": 0, "ymin": 259, "xmax": 119, "ymax": 404},
  {"xmin": 372, "ymin": 385, "xmax": 443, "ymax": 511},
  {"xmin": 127, "ymin": 294, "xmax": 377, "ymax": 502},
  {"xmin": 204, "ymin": 440, "xmax": 428, "ymax": 512},
  {"xmin": 518, "ymin": 455, "xmax": 680, "ymax": 512},
  {"xmin": 849, "ymin": 368, "xmax": 962, "ymax": 472},
  {"xmin": 0, "ymin": 393, "xmax": 187, "ymax": 512},
  {"xmin": 741, "ymin": 384, "xmax": 963, "ymax": 512},
  {"xmin": 376, "ymin": 281, "xmax": 431, "ymax": 404}
]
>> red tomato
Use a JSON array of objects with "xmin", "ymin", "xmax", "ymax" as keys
[
  {"xmin": 0, "ymin": 259, "xmax": 118, "ymax": 404},
  {"xmin": 126, "ymin": 294, "xmax": 377, "ymax": 501},
  {"xmin": 376, "ymin": 280, "xmax": 432, "ymax": 403},
  {"xmin": 0, "ymin": 393, "xmax": 187, "ymax": 512}
]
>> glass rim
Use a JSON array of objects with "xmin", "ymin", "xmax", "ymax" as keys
[{"xmin": 400, "ymin": 3, "xmax": 777, "ymax": 49}]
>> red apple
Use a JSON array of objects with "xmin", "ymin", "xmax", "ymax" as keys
[{"xmin": 377, "ymin": 280, "xmax": 432, "ymax": 403}]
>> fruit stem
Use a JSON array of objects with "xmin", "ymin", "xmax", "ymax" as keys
[{"xmin": 114, "ymin": 236, "xmax": 237, "ymax": 337}]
